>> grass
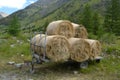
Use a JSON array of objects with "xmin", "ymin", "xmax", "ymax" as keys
[{"xmin": 0, "ymin": 33, "xmax": 120, "ymax": 80}]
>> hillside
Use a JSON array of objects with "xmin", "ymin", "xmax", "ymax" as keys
[
  {"xmin": 0, "ymin": 0, "xmax": 70, "ymax": 26},
  {"xmin": 0, "ymin": 0, "xmax": 112, "ymax": 33},
  {"xmin": 28, "ymin": 0, "xmax": 108, "ymax": 31}
]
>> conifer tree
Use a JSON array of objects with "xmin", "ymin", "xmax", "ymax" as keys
[
  {"xmin": 8, "ymin": 16, "xmax": 21, "ymax": 36},
  {"xmin": 81, "ymin": 4, "xmax": 93, "ymax": 33},
  {"xmin": 104, "ymin": 0, "xmax": 120, "ymax": 35},
  {"xmin": 92, "ymin": 12, "xmax": 100, "ymax": 35}
]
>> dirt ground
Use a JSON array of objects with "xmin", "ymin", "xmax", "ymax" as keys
[{"xmin": 0, "ymin": 59, "xmax": 120, "ymax": 80}]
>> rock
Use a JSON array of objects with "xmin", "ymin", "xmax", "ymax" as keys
[
  {"xmin": 14, "ymin": 63, "xmax": 24, "ymax": 69},
  {"xmin": 73, "ymin": 71, "xmax": 78, "ymax": 74},
  {"xmin": 29, "ymin": 79, "xmax": 34, "ymax": 80},
  {"xmin": 21, "ymin": 54, "xmax": 24, "ymax": 57},
  {"xmin": 10, "ymin": 44, "xmax": 15, "ymax": 48},
  {"xmin": 27, "ymin": 39, "xmax": 30, "ymax": 42},
  {"xmin": 7, "ymin": 61, "xmax": 15, "ymax": 65},
  {"xmin": 17, "ymin": 40, "xmax": 20, "ymax": 43}
]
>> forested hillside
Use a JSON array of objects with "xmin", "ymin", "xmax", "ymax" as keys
[
  {"xmin": 0, "ymin": 0, "xmax": 120, "ymax": 36},
  {"xmin": 0, "ymin": 0, "xmax": 69, "ymax": 26}
]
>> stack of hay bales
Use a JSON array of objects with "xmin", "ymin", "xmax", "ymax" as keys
[
  {"xmin": 31, "ymin": 20, "xmax": 102, "ymax": 62},
  {"xmin": 71, "ymin": 22, "xmax": 102, "ymax": 60},
  {"xmin": 46, "ymin": 20, "xmax": 91, "ymax": 62}
]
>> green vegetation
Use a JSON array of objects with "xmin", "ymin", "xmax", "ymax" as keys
[
  {"xmin": 104, "ymin": 0, "xmax": 120, "ymax": 35},
  {"xmin": 81, "ymin": 4, "xmax": 93, "ymax": 33},
  {"xmin": 8, "ymin": 16, "xmax": 21, "ymax": 36}
]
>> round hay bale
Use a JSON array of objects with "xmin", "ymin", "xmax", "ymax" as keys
[
  {"xmin": 68, "ymin": 38, "xmax": 91, "ymax": 62},
  {"xmin": 46, "ymin": 20, "xmax": 75, "ymax": 38},
  {"xmin": 85, "ymin": 39, "xmax": 102, "ymax": 60},
  {"xmin": 31, "ymin": 34, "xmax": 70, "ymax": 62},
  {"xmin": 30, "ymin": 34, "xmax": 45, "ymax": 52},
  {"xmin": 72, "ymin": 23, "xmax": 88, "ymax": 39}
]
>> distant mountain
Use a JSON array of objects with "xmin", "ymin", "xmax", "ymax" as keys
[{"xmin": 0, "ymin": 12, "xmax": 8, "ymax": 19}]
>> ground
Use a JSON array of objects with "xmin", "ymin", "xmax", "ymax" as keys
[{"xmin": 0, "ymin": 54, "xmax": 120, "ymax": 80}]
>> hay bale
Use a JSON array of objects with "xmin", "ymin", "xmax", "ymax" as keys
[
  {"xmin": 30, "ymin": 34, "xmax": 45, "ymax": 52},
  {"xmin": 31, "ymin": 34, "xmax": 70, "ymax": 62},
  {"xmin": 68, "ymin": 38, "xmax": 91, "ymax": 62},
  {"xmin": 72, "ymin": 23, "xmax": 88, "ymax": 39},
  {"xmin": 85, "ymin": 39, "xmax": 102, "ymax": 60},
  {"xmin": 46, "ymin": 20, "xmax": 75, "ymax": 38}
]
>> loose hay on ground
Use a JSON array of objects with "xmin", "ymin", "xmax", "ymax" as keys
[{"xmin": 46, "ymin": 20, "xmax": 75, "ymax": 38}]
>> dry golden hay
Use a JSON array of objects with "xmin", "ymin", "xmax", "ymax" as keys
[
  {"xmin": 68, "ymin": 38, "xmax": 91, "ymax": 62},
  {"xmin": 31, "ymin": 34, "xmax": 70, "ymax": 62},
  {"xmin": 85, "ymin": 39, "xmax": 102, "ymax": 60},
  {"xmin": 46, "ymin": 20, "xmax": 75, "ymax": 38},
  {"xmin": 30, "ymin": 34, "xmax": 45, "ymax": 52},
  {"xmin": 72, "ymin": 23, "xmax": 88, "ymax": 39}
]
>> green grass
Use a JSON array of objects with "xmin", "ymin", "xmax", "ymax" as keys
[{"xmin": 0, "ymin": 33, "xmax": 30, "ymax": 59}]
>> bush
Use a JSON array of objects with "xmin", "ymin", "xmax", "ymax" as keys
[
  {"xmin": 88, "ymin": 33, "xmax": 98, "ymax": 39},
  {"xmin": 8, "ymin": 16, "xmax": 21, "ymax": 36},
  {"xmin": 99, "ymin": 33, "xmax": 117, "ymax": 44},
  {"xmin": 102, "ymin": 42, "xmax": 120, "ymax": 55}
]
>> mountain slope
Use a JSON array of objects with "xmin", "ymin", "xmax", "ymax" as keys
[
  {"xmin": 0, "ymin": 0, "xmax": 70, "ymax": 26},
  {"xmin": 0, "ymin": 0, "xmax": 110, "ymax": 30},
  {"xmin": 29, "ymin": 0, "xmax": 108, "ymax": 31}
]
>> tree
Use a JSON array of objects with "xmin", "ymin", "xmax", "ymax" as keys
[
  {"xmin": 104, "ymin": 0, "xmax": 120, "ymax": 35},
  {"xmin": 8, "ymin": 16, "xmax": 21, "ymax": 36},
  {"xmin": 42, "ymin": 19, "xmax": 49, "ymax": 33},
  {"xmin": 92, "ymin": 12, "xmax": 101, "ymax": 35},
  {"xmin": 81, "ymin": 4, "xmax": 93, "ymax": 33}
]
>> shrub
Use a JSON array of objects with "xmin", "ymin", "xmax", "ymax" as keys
[{"xmin": 99, "ymin": 33, "xmax": 117, "ymax": 44}]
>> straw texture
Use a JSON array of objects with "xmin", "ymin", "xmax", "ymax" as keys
[
  {"xmin": 31, "ymin": 34, "xmax": 70, "ymax": 62},
  {"xmin": 72, "ymin": 23, "xmax": 88, "ymax": 39},
  {"xmin": 68, "ymin": 38, "xmax": 91, "ymax": 62},
  {"xmin": 46, "ymin": 20, "xmax": 75, "ymax": 38},
  {"xmin": 85, "ymin": 39, "xmax": 102, "ymax": 60}
]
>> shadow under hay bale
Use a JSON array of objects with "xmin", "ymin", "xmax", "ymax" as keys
[
  {"xmin": 68, "ymin": 38, "xmax": 91, "ymax": 62},
  {"xmin": 46, "ymin": 20, "xmax": 75, "ymax": 38},
  {"xmin": 72, "ymin": 23, "xmax": 88, "ymax": 39},
  {"xmin": 33, "ymin": 61, "xmax": 80, "ymax": 74},
  {"xmin": 31, "ymin": 34, "xmax": 70, "ymax": 62}
]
